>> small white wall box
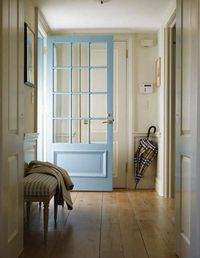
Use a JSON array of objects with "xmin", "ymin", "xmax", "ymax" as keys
[
  {"xmin": 140, "ymin": 39, "xmax": 154, "ymax": 48},
  {"xmin": 140, "ymin": 83, "xmax": 153, "ymax": 94}
]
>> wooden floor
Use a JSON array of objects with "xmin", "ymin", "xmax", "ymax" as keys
[{"xmin": 20, "ymin": 191, "xmax": 176, "ymax": 258}]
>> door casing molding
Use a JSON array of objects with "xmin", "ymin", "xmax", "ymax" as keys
[{"xmin": 163, "ymin": 12, "xmax": 176, "ymax": 198}]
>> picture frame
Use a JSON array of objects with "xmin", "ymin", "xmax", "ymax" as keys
[
  {"xmin": 155, "ymin": 57, "xmax": 161, "ymax": 87},
  {"xmin": 24, "ymin": 23, "xmax": 34, "ymax": 87}
]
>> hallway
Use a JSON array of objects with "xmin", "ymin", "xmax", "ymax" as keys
[{"xmin": 20, "ymin": 191, "xmax": 176, "ymax": 258}]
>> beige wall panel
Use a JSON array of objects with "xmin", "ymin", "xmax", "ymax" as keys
[
  {"xmin": 133, "ymin": 34, "xmax": 158, "ymax": 189},
  {"xmin": 24, "ymin": 0, "xmax": 35, "ymax": 133},
  {"xmin": 133, "ymin": 34, "xmax": 158, "ymax": 133},
  {"xmin": 112, "ymin": 141, "xmax": 118, "ymax": 178},
  {"xmin": 24, "ymin": 87, "xmax": 35, "ymax": 132},
  {"xmin": 24, "ymin": 0, "xmax": 35, "ymax": 32}
]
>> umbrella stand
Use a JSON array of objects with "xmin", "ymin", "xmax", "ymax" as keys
[{"xmin": 134, "ymin": 125, "xmax": 158, "ymax": 190}]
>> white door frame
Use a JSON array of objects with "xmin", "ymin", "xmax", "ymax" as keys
[
  {"xmin": 36, "ymin": 8, "xmax": 51, "ymax": 161},
  {"xmin": 36, "ymin": 30, "xmax": 134, "ymax": 188},
  {"xmin": 163, "ymin": 12, "xmax": 176, "ymax": 198},
  {"xmin": 113, "ymin": 35, "xmax": 133, "ymax": 188},
  {"xmin": 164, "ymin": 12, "xmax": 176, "ymax": 198}
]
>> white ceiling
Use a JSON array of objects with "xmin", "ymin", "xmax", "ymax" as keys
[{"xmin": 33, "ymin": 0, "xmax": 174, "ymax": 33}]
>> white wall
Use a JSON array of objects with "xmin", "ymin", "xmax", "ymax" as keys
[
  {"xmin": 24, "ymin": 0, "xmax": 35, "ymax": 133},
  {"xmin": 133, "ymin": 34, "xmax": 158, "ymax": 132},
  {"xmin": 132, "ymin": 33, "xmax": 159, "ymax": 189},
  {"xmin": 24, "ymin": 0, "xmax": 38, "ymax": 162}
]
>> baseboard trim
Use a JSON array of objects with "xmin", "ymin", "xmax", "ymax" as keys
[{"xmin": 155, "ymin": 176, "xmax": 164, "ymax": 196}]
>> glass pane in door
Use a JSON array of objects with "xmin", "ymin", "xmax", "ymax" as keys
[
  {"xmin": 90, "ymin": 68, "xmax": 107, "ymax": 92},
  {"xmin": 72, "ymin": 68, "xmax": 89, "ymax": 92},
  {"xmin": 54, "ymin": 69, "xmax": 71, "ymax": 92},
  {"xmin": 90, "ymin": 94, "xmax": 107, "ymax": 118},
  {"xmin": 72, "ymin": 42, "xmax": 89, "ymax": 67},
  {"xmin": 54, "ymin": 95, "xmax": 70, "ymax": 117},
  {"xmin": 54, "ymin": 43, "xmax": 71, "ymax": 67},
  {"xmin": 72, "ymin": 94, "xmax": 89, "ymax": 118},
  {"xmin": 90, "ymin": 120, "xmax": 107, "ymax": 143},
  {"xmin": 52, "ymin": 39, "xmax": 109, "ymax": 145},
  {"xmin": 53, "ymin": 119, "xmax": 70, "ymax": 143},
  {"xmin": 90, "ymin": 43, "xmax": 107, "ymax": 67},
  {"xmin": 72, "ymin": 120, "xmax": 89, "ymax": 144},
  {"xmin": 71, "ymin": 120, "xmax": 80, "ymax": 143}
]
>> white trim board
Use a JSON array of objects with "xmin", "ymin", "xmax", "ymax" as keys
[{"xmin": 156, "ymin": 3, "xmax": 176, "ymax": 197}]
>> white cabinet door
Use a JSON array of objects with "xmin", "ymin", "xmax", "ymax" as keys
[
  {"xmin": 0, "ymin": 0, "xmax": 24, "ymax": 257},
  {"xmin": 176, "ymin": 0, "xmax": 200, "ymax": 257}
]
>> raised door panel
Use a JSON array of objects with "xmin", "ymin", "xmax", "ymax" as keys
[
  {"xmin": 181, "ymin": 0, "xmax": 191, "ymax": 134},
  {"xmin": 180, "ymin": 156, "xmax": 191, "ymax": 246},
  {"xmin": 55, "ymin": 151, "xmax": 107, "ymax": 177}
]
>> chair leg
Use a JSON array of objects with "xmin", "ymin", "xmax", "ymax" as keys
[
  {"xmin": 43, "ymin": 201, "xmax": 49, "ymax": 244},
  {"xmin": 26, "ymin": 202, "xmax": 31, "ymax": 223},
  {"xmin": 54, "ymin": 194, "xmax": 58, "ymax": 227}
]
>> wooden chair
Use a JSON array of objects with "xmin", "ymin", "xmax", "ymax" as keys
[{"xmin": 24, "ymin": 173, "xmax": 58, "ymax": 243}]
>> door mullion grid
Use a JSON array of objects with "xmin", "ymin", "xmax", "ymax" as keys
[
  {"xmin": 79, "ymin": 43, "xmax": 81, "ymax": 143},
  {"xmin": 88, "ymin": 42, "xmax": 91, "ymax": 144},
  {"xmin": 70, "ymin": 42, "xmax": 73, "ymax": 143},
  {"xmin": 52, "ymin": 44, "xmax": 55, "ymax": 143}
]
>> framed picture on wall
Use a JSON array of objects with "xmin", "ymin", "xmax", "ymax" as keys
[
  {"xmin": 155, "ymin": 57, "xmax": 161, "ymax": 87},
  {"xmin": 24, "ymin": 23, "xmax": 34, "ymax": 87}
]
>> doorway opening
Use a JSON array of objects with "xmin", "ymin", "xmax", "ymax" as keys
[
  {"xmin": 164, "ymin": 14, "xmax": 176, "ymax": 198},
  {"xmin": 37, "ymin": 22, "xmax": 48, "ymax": 162},
  {"xmin": 37, "ymin": 32, "xmax": 130, "ymax": 190}
]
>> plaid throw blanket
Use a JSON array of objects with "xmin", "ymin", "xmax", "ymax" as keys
[
  {"xmin": 134, "ymin": 138, "xmax": 158, "ymax": 188},
  {"xmin": 26, "ymin": 160, "xmax": 74, "ymax": 209}
]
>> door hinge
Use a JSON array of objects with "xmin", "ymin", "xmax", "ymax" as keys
[
  {"xmin": 126, "ymin": 49, "xmax": 128, "ymax": 59},
  {"xmin": 125, "ymin": 162, "xmax": 128, "ymax": 173}
]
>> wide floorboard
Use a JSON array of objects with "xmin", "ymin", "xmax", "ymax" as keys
[{"xmin": 20, "ymin": 191, "xmax": 176, "ymax": 258}]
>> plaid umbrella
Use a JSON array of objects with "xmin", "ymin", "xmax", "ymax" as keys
[{"xmin": 134, "ymin": 137, "xmax": 158, "ymax": 189}]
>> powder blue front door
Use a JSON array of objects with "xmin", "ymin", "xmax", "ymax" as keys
[{"xmin": 47, "ymin": 36, "xmax": 113, "ymax": 190}]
